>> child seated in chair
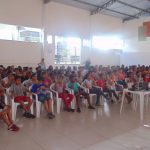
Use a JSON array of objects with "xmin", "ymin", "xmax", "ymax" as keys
[
  {"xmin": 9, "ymin": 76, "xmax": 35, "ymax": 118},
  {"xmin": 67, "ymin": 75, "xmax": 95, "ymax": 113},
  {"xmin": 0, "ymin": 87, "xmax": 19, "ymax": 131},
  {"xmin": 54, "ymin": 75, "xmax": 74, "ymax": 112},
  {"xmin": 31, "ymin": 77, "xmax": 55, "ymax": 119}
]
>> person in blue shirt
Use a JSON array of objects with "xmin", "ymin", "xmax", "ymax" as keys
[{"xmin": 31, "ymin": 77, "xmax": 55, "ymax": 119}]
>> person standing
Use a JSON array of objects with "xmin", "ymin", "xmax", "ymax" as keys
[{"xmin": 38, "ymin": 58, "xmax": 46, "ymax": 71}]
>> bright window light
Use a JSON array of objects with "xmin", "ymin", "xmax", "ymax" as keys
[
  {"xmin": 55, "ymin": 36, "xmax": 81, "ymax": 64},
  {"xmin": 0, "ymin": 23, "xmax": 42, "ymax": 43},
  {"xmin": 83, "ymin": 39, "xmax": 91, "ymax": 48},
  {"xmin": 47, "ymin": 35, "xmax": 53, "ymax": 44},
  {"xmin": 92, "ymin": 36, "xmax": 124, "ymax": 50}
]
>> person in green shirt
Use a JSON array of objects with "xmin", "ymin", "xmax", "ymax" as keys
[{"xmin": 67, "ymin": 75, "xmax": 95, "ymax": 113}]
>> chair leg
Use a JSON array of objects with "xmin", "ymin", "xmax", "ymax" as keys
[
  {"xmin": 12, "ymin": 100, "xmax": 17, "ymax": 121},
  {"xmin": 36, "ymin": 102, "xmax": 41, "ymax": 118},
  {"xmin": 51, "ymin": 100, "xmax": 54, "ymax": 113},
  {"xmin": 100, "ymin": 96, "xmax": 104, "ymax": 106},
  {"xmin": 71, "ymin": 98, "xmax": 76, "ymax": 109},
  {"xmin": 120, "ymin": 91, "xmax": 125, "ymax": 114},
  {"xmin": 30, "ymin": 103, "xmax": 34, "ymax": 115},
  {"xmin": 56, "ymin": 98, "xmax": 61, "ymax": 114}
]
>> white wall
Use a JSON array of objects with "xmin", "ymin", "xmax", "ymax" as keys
[
  {"xmin": 0, "ymin": 0, "xmax": 43, "ymax": 68},
  {"xmin": 121, "ymin": 17, "xmax": 150, "ymax": 65},
  {"xmin": 43, "ymin": 2, "xmax": 122, "ymax": 67},
  {"xmin": 0, "ymin": 1, "xmax": 124, "ymax": 67},
  {"xmin": 0, "ymin": 40, "xmax": 42, "ymax": 68},
  {"xmin": 120, "ymin": 52, "xmax": 150, "ymax": 66},
  {"xmin": 0, "ymin": 0, "xmax": 42, "ymax": 28}
]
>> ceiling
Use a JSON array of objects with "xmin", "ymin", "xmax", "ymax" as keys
[{"xmin": 49, "ymin": 0, "xmax": 150, "ymax": 22}]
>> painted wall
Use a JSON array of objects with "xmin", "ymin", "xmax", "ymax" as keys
[
  {"xmin": 0, "ymin": 0, "xmax": 42, "ymax": 28},
  {"xmin": 0, "ymin": 0, "xmax": 43, "ymax": 68},
  {"xmin": 121, "ymin": 17, "xmax": 150, "ymax": 66},
  {"xmin": 43, "ymin": 2, "xmax": 122, "ymax": 67},
  {"xmin": 0, "ymin": 40, "xmax": 42, "ymax": 68},
  {"xmin": 0, "ymin": 1, "xmax": 123, "ymax": 67}
]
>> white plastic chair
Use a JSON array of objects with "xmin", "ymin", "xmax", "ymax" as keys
[
  {"xmin": 11, "ymin": 96, "xmax": 34, "ymax": 121},
  {"xmin": 50, "ymin": 83, "xmax": 75, "ymax": 114},
  {"xmin": 2, "ymin": 89, "xmax": 29, "ymax": 121},
  {"xmin": 7, "ymin": 86, "xmax": 34, "ymax": 121},
  {"xmin": 6, "ymin": 87, "xmax": 34, "ymax": 121},
  {"xmin": 29, "ymin": 86, "xmax": 53, "ymax": 118},
  {"xmin": 77, "ymin": 83, "xmax": 98, "ymax": 106},
  {"xmin": 50, "ymin": 83, "xmax": 62, "ymax": 114}
]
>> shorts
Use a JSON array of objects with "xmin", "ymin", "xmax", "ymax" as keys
[
  {"xmin": 75, "ymin": 91, "xmax": 89, "ymax": 98},
  {"xmin": 14, "ymin": 96, "xmax": 31, "ymax": 103},
  {"xmin": 38, "ymin": 93, "xmax": 51, "ymax": 103}
]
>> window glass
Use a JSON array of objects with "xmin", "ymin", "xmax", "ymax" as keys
[{"xmin": 55, "ymin": 36, "xmax": 81, "ymax": 64}]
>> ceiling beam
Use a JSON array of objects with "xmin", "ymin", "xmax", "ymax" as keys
[
  {"xmin": 73, "ymin": 0, "xmax": 138, "ymax": 19},
  {"xmin": 43, "ymin": 0, "xmax": 51, "ymax": 4},
  {"xmin": 72, "ymin": 0, "xmax": 98, "ymax": 7},
  {"xmin": 117, "ymin": 0, "xmax": 150, "ymax": 14},
  {"xmin": 106, "ymin": 8, "xmax": 139, "ymax": 19},
  {"xmin": 123, "ymin": 7, "xmax": 150, "ymax": 22},
  {"xmin": 91, "ymin": 0, "xmax": 118, "ymax": 15}
]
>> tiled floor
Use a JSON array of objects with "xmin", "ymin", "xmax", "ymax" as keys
[{"xmin": 1, "ymin": 102, "xmax": 150, "ymax": 150}]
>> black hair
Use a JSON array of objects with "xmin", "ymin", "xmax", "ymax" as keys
[
  {"xmin": 37, "ymin": 76, "xmax": 43, "ymax": 81},
  {"xmin": 15, "ymin": 76, "xmax": 21, "ymax": 81}
]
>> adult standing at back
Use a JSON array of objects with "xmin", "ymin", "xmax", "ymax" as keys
[{"xmin": 38, "ymin": 58, "xmax": 46, "ymax": 71}]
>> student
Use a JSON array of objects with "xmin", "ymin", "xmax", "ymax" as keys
[
  {"xmin": 31, "ymin": 77, "xmax": 55, "ymax": 119},
  {"xmin": 96, "ymin": 74, "xmax": 119, "ymax": 102},
  {"xmin": 2, "ymin": 73, "xmax": 15, "ymax": 88},
  {"xmin": 38, "ymin": 58, "xmax": 46, "ymax": 71},
  {"xmin": 23, "ymin": 74, "xmax": 37, "ymax": 88},
  {"xmin": 67, "ymin": 75, "xmax": 95, "ymax": 113},
  {"xmin": 42, "ymin": 71, "xmax": 52, "ymax": 88},
  {"xmin": 83, "ymin": 72, "xmax": 109, "ymax": 106},
  {"xmin": 54, "ymin": 75, "xmax": 74, "ymax": 112},
  {"xmin": 9, "ymin": 76, "xmax": 35, "ymax": 118},
  {"xmin": 0, "ymin": 87, "xmax": 19, "ymax": 131}
]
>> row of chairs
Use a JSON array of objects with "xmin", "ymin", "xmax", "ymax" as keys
[
  {"xmin": 5, "ymin": 87, "xmax": 54, "ymax": 121},
  {"xmin": 6, "ymin": 81, "xmax": 121, "ymax": 121}
]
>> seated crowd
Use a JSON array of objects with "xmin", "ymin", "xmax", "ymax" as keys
[{"xmin": 0, "ymin": 64, "xmax": 150, "ymax": 132}]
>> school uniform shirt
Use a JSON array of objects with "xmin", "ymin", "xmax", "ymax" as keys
[
  {"xmin": 67, "ymin": 82, "xmax": 79, "ymax": 93},
  {"xmin": 9, "ymin": 84, "xmax": 27, "ymax": 97},
  {"xmin": 96, "ymin": 79, "xmax": 106, "ymax": 89},
  {"xmin": 83, "ymin": 79, "xmax": 93, "ymax": 89},
  {"xmin": 31, "ymin": 83, "xmax": 46, "ymax": 96}
]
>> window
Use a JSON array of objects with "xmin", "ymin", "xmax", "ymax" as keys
[
  {"xmin": 47, "ymin": 35, "xmax": 53, "ymax": 44},
  {"xmin": 83, "ymin": 39, "xmax": 91, "ymax": 48},
  {"xmin": 0, "ymin": 24, "xmax": 17, "ymax": 40},
  {"xmin": 0, "ymin": 23, "xmax": 42, "ymax": 43},
  {"xmin": 55, "ymin": 36, "xmax": 81, "ymax": 64},
  {"xmin": 92, "ymin": 36, "xmax": 124, "ymax": 50},
  {"xmin": 18, "ymin": 27, "xmax": 42, "ymax": 42}
]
